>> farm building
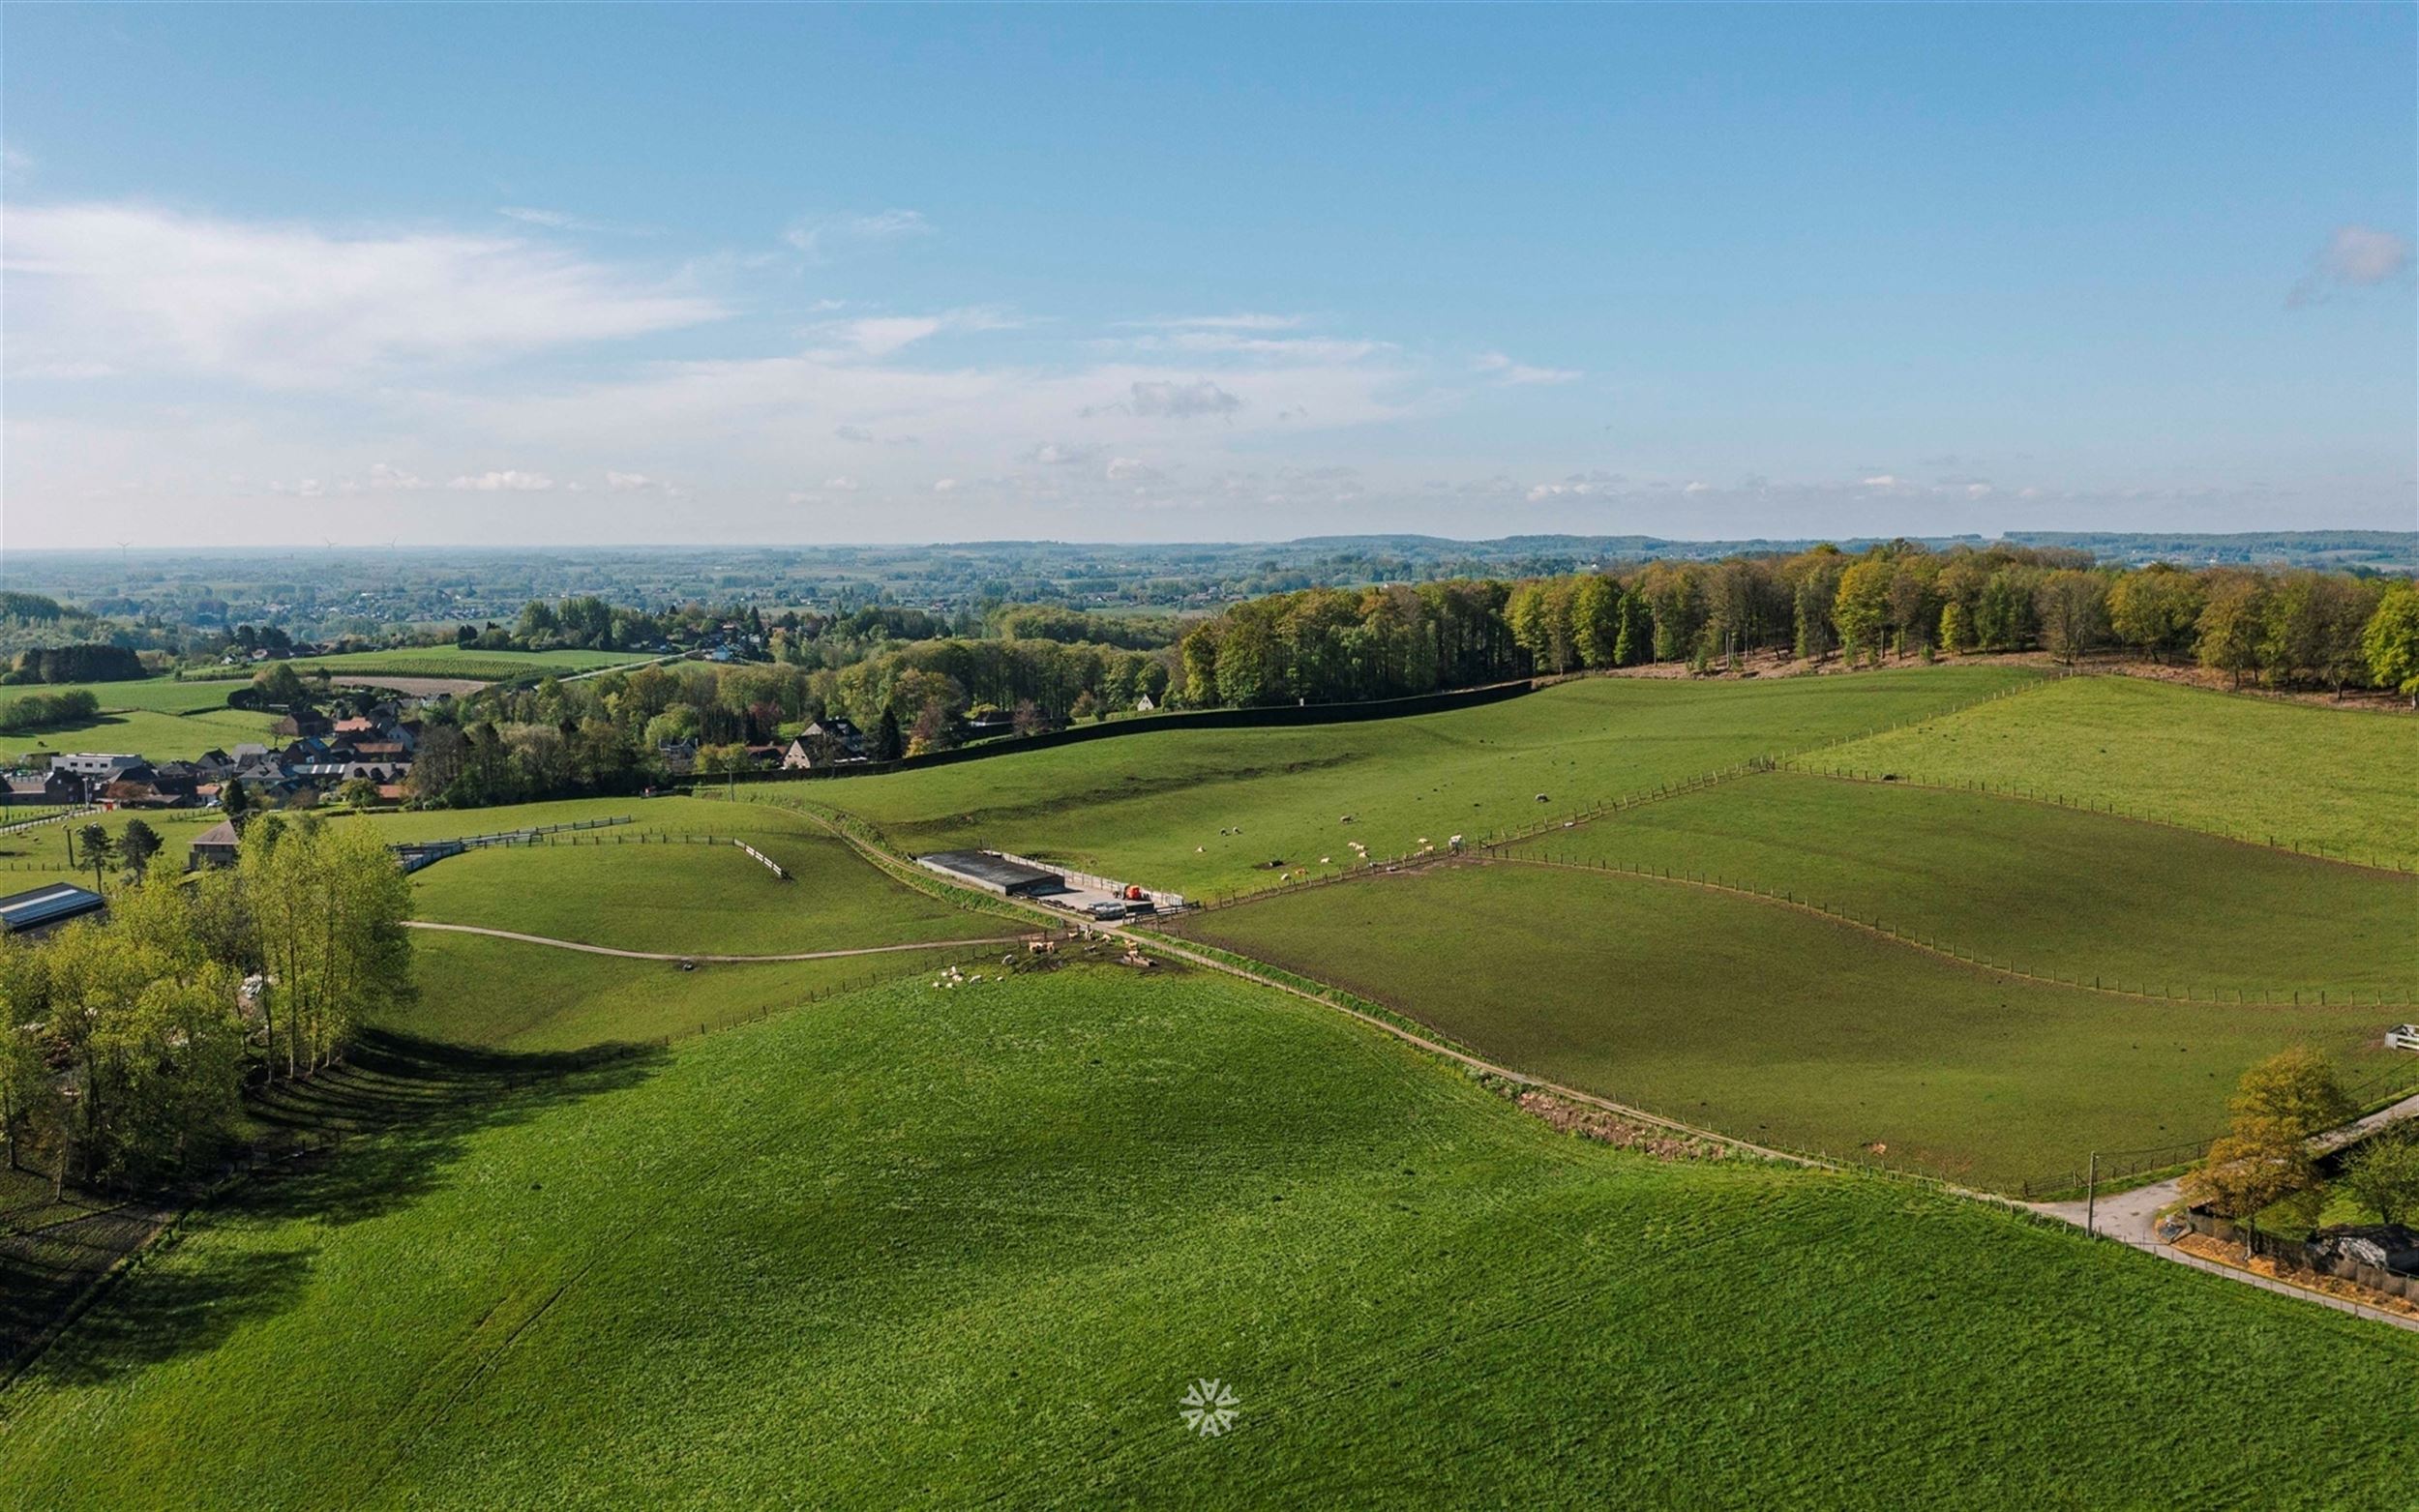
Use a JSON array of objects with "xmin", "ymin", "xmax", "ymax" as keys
[
  {"xmin": 918, "ymin": 850, "xmax": 1066, "ymax": 898},
  {"xmin": 48, "ymin": 753, "xmax": 145, "ymax": 781},
  {"xmin": 188, "ymin": 819, "xmax": 242, "ymax": 871},
  {"xmin": 0, "ymin": 883, "xmax": 107, "ymax": 938}
]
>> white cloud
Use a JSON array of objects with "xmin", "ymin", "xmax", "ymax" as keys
[
  {"xmin": 1029, "ymin": 441, "xmax": 1099, "ymax": 465},
  {"xmin": 821, "ymin": 476, "xmax": 862, "ymax": 491},
  {"xmin": 833, "ymin": 425, "xmax": 877, "ymax": 444},
  {"xmin": 4, "ymin": 202, "xmax": 722, "ymax": 387},
  {"xmin": 449, "ymin": 469, "xmax": 556, "ymax": 491},
  {"xmin": 1125, "ymin": 378, "xmax": 1242, "ymax": 419},
  {"xmin": 1683, "ymin": 480, "xmax": 1711, "ymax": 494},
  {"xmin": 367, "ymin": 461, "xmax": 430, "ymax": 491},
  {"xmin": 808, "ymin": 306, "xmax": 1018, "ymax": 359},
  {"xmin": 605, "ymin": 470, "xmax": 655, "ymax": 492},
  {"xmin": 1474, "ymin": 351, "xmax": 1582, "ymax": 386},
  {"xmin": 783, "ymin": 209, "xmax": 932, "ymax": 261},
  {"xmin": 498, "ymin": 206, "xmax": 612, "ymax": 232},
  {"xmin": 1105, "ymin": 456, "xmax": 1164, "ymax": 482},
  {"xmin": 1127, "ymin": 330, "xmax": 1388, "ymax": 363},
  {"xmin": 1128, "ymin": 312, "xmax": 1303, "ymax": 331},
  {"xmin": 932, "ymin": 478, "xmax": 959, "ymax": 492},
  {"xmin": 2287, "ymin": 223, "xmax": 2414, "ymax": 307}
]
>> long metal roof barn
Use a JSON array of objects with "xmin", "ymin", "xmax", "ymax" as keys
[
  {"xmin": 0, "ymin": 883, "xmax": 107, "ymax": 935},
  {"xmin": 916, "ymin": 850, "xmax": 1066, "ymax": 897}
]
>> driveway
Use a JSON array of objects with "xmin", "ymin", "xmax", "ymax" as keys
[{"xmin": 2032, "ymin": 1089, "xmax": 2419, "ymax": 1331}]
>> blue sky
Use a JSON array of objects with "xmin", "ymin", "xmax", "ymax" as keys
[{"xmin": 3, "ymin": 5, "xmax": 2411, "ymax": 548}]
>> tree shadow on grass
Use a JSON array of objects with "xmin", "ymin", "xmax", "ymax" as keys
[{"xmin": 2, "ymin": 1029, "xmax": 667, "ymax": 1390}]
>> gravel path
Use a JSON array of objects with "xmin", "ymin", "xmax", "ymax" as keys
[{"xmin": 2032, "ymin": 1090, "xmax": 2419, "ymax": 1332}]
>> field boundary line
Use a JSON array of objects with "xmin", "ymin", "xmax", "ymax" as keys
[
  {"xmin": 400, "ymin": 919, "xmax": 1032, "ymax": 962},
  {"xmin": 1444, "ymin": 669, "xmax": 2067, "ymax": 881},
  {"xmin": 1780, "ymin": 762, "xmax": 2417, "ymax": 878},
  {"xmin": 1490, "ymin": 853, "xmax": 2419, "ymax": 1011}
]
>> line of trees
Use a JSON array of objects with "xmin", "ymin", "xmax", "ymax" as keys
[
  {"xmin": 0, "ymin": 815, "xmax": 412, "ymax": 1193},
  {"xmin": 418, "ymin": 634, "xmax": 1182, "ymax": 807},
  {"xmin": 1171, "ymin": 545, "xmax": 2419, "ymax": 706},
  {"xmin": 0, "ymin": 687, "xmax": 102, "ymax": 735},
  {"xmin": 5, "ymin": 643, "xmax": 147, "ymax": 686}
]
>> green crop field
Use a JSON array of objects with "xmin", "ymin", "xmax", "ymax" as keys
[
  {"xmin": 5, "ymin": 964, "xmax": 2410, "ymax": 1509},
  {"xmin": 1507, "ymin": 769, "xmax": 2419, "ymax": 1001},
  {"xmin": 816, "ymin": 664, "xmax": 2045, "ymax": 902},
  {"xmin": 1171, "ymin": 862, "xmax": 2406, "ymax": 1190},
  {"xmin": 1819, "ymin": 674, "xmax": 2419, "ymax": 870},
  {"xmin": 404, "ymin": 807, "xmax": 1014, "ymax": 957}
]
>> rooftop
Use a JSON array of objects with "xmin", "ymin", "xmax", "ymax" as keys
[{"xmin": 0, "ymin": 883, "xmax": 107, "ymax": 935}]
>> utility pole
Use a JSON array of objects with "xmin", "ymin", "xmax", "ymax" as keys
[{"xmin": 2085, "ymin": 1152, "xmax": 2098, "ymax": 1237}]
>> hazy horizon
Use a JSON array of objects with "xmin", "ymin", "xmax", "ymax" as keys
[{"xmin": 5, "ymin": 7, "xmax": 2413, "ymax": 548}]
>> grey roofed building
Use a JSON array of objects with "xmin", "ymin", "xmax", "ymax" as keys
[
  {"xmin": 0, "ymin": 882, "xmax": 107, "ymax": 937},
  {"xmin": 916, "ymin": 849, "xmax": 1066, "ymax": 898},
  {"xmin": 188, "ymin": 819, "xmax": 243, "ymax": 870}
]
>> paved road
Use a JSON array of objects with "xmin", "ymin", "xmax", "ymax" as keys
[{"xmin": 403, "ymin": 919, "xmax": 1031, "ymax": 963}]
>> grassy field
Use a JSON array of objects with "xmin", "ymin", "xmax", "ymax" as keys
[
  {"xmin": 817, "ymin": 664, "xmax": 2045, "ymax": 901},
  {"xmin": 1818, "ymin": 674, "xmax": 2419, "ymax": 870},
  {"xmin": 0, "ymin": 703, "xmax": 279, "ymax": 767},
  {"xmin": 186, "ymin": 646, "xmax": 654, "ymax": 683},
  {"xmin": 1, "ymin": 673, "xmax": 284, "ymax": 766},
  {"xmin": 0, "ymin": 676, "xmax": 256, "ymax": 716},
  {"xmin": 403, "ymin": 803, "xmax": 1014, "ymax": 957},
  {"xmin": 4, "ymin": 964, "xmax": 2412, "ymax": 1508},
  {"xmin": 1508, "ymin": 769, "xmax": 2418, "ymax": 1000},
  {"xmin": 1172, "ymin": 862, "xmax": 2405, "ymax": 1190},
  {"xmin": 0, "ymin": 809, "xmax": 231, "ymax": 881},
  {"xmin": 397, "ymin": 931, "xmax": 976, "ymax": 1049}
]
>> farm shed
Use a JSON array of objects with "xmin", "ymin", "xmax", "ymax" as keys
[
  {"xmin": 917, "ymin": 850, "xmax": 1066, "ymax": 899},
  {"xmin": 0, "ymin": 883, "xmax": 108, "ymax": 938}
]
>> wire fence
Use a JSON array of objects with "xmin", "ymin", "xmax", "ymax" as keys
[{"xmin": 0, "ymin": 806, "xmax": 96, "ymax": 838}]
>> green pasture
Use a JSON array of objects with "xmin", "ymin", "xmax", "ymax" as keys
[
  {"xmin": 0, "ymin": 676, "xmax": 253, "ymax": 716},
  {"xmin": 404, "ymin": 808, "xmax": 1013, "ymax": 957},
  {"xmin": 1819, "ymin": 674, "xmax": 2419, "ymax": 870},
  {"xmin": 187, "ymin": 645, "xmax": 653, "ymax": 683},
  {"xmin": 397, "ymin": 931, "xmax": 970, "ymax": 1050},
  {"xmin": 817, "ymin": 664, "xmax": 2044, "ymax": 901},
  {"xmin": 0, "ymin": 809, "xmax": 228, "ymax": 881},
  {"xmin": 1, "ymin": 704, "xmax": 278, "ymax": 768},
  {"xmin": 1508, "ymin": 769, "xmax": 2418, "ymax": 1001},
  {"xmin": 1172, "ymin": 862, "xmax": 2404, "ymax": 1190},
  {"xmin": 5, "ymin": 964, "xmax": 2411, "ymax": 1509}
]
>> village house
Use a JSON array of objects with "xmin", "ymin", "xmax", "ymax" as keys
[{"xmin": 187, "ymin": 819, "xmax": 242, "ymax": 871}]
